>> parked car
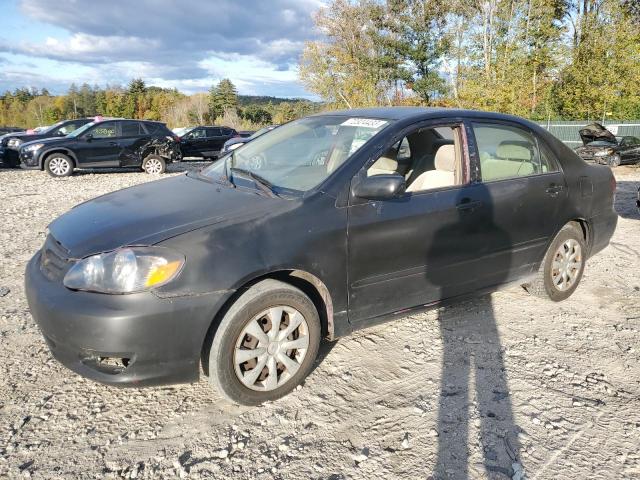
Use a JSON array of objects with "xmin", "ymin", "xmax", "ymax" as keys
[
  {"xmin": 0, "ymin": 118, "xmax": 93, "ymax": 167},
  {"xmin": 19, "ymin": 119, "xmax": 180, "ymax": 177},
  {"xmin": 0, "ymin": 126, "xmax": 23, "ymax": 135},
  {"xmin": 221, "ymin": 125, "xmax": 278, "ymax": 153},
  {"xmin": 574, "ymin": 123, "xmax": 640, "ymax": 167},
  {"xmin": 178, "ymin": 125, "xmax": 237, "ymax": 159},
  {"xmin": 25, "ymin": 108, "xmax": 617, "ymax": 405}
]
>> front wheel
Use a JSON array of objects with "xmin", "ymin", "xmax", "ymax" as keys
[
  {"xmin": 44, "ymin": 153, "xmax": 74, "ymax": 177},
  {"xmin": 523, "ymin": 223, "xmax": 586, "ymax": 302},
  {"xmin": 207, "ymin": 279, "xmax": 321, "ymax": 405},
  {"xmin": 142, "ymin": 155, "xmax": 166, "ymax": 174}
]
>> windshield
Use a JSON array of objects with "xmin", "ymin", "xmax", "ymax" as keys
[
  {"xmin": 67, "ymin": 121, "xmax": 97, "ymax": 138},
  {"xmin": 201, "ymin": 115, "xmax": 391, "ymax": 192},
  {"xmin": 250, "ymin": 126, "xmax": 274, "ymax": 139}
]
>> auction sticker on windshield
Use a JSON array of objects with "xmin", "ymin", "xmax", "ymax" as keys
[{"xmin": 341, "ymin": 118, "xmax": 388, "ymax": 129}]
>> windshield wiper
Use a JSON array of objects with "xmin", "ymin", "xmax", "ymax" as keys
[{"xmin": 229, "ymin": 167, "xmax": 278, "ymax": 197}]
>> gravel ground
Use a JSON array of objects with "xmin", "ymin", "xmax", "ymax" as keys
[{"xmin": 0, "ymin": 162, "xmax": 639, "ymax": 480}]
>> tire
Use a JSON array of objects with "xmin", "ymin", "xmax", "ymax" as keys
[
  {"xmin": 142, "ymin": 155, "xmax": 166, "ymax": 174},
  {"xmin": 207, "ymin": 279, "xmax": 321, "ymax": 405},
  {"xmin": 608, "ymin": 155, "xmax": 621, "ymax": 167},
  {"xmin": 523, "ymin": 223, "xmax": 586, "ymax": 302},
  {"xmin": 44, "ymin": 153, "xmax": 73, "ymax": 177}
]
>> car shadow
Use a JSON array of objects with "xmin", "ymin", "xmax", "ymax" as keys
[
  {"xmin": 426, "ymin": 184, "xmax": 523, "ymax": 479},
  {"xmin": 615, "ymin": 181, "xmax": 640, "ymax": 220}
]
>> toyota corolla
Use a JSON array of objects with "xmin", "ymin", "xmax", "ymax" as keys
[{"xmin": 25, "ymin": 108, "xmax": 617, "ymax": 405}]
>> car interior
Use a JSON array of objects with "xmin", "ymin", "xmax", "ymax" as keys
[{"xmin": 366, "ymin": 125, "xmax": 464, "ymax": 193}]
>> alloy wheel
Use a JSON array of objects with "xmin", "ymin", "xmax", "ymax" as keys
[
  {"xmin": 234, "ymin": 306, "xmax": 310, "ymax": 391},
  {"xmin": 551, "ymin": 238, "xmax": 582, "ymax": 291},
  {"xmin": 49, "ymin": 157, "xmax": 70, "ymax": 176},
  {"xmin": 145, "ymin": 158, "xmax": 163, "ymax": 174}
]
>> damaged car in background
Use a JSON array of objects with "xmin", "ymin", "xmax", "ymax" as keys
[
  {"xmin": 574, "ymin": 122, "xmax": 640, "ymax": 167},
  {"xmin": 18, "ymin": 119, "xmax": 181, "ymax": 176}
]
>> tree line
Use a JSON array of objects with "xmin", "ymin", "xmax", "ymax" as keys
[
  {"xmin": 0, "ymin": 79, "xmax": 319, "ymax": 129},
  {"xmin": 299, "ymin": 0, "xmax": 640, "ymax": 120}
]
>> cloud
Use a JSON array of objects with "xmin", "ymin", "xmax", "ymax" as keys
[{"xmin": 0, "ymin": 0, "xmax": 324, "ymax": 96}]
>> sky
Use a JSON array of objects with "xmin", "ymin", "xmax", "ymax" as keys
[{"xmin": 0, "ymin": 0, "xmax": 323, "ymax": 98}]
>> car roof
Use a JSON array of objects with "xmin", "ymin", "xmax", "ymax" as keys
[{"xmin": 315, "ymin": 107, "xmax": 539, "ymax": 126}]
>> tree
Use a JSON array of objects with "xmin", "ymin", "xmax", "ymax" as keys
[
  {"xmin": 209, "ymin": 79, "xmax": 238, "ymax": 118},
  {"xmin": 300, "ymin": 0, "xmax": 396, "ymax": 108},
  {"xmin": 242, "ymin": 105, "xmax": 273, "ymax": 124}
]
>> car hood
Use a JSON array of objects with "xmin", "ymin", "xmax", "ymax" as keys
[
  {"xmin": 20, "ymin": 136, "xmax": 69, "ymax": 148},
  {"xmin": 49, "ymin": 173, "xmax": 284, "ymax": 258},
  {"xmin": 579, "ymin": 123, "xmax": 617, "ymax": 145}
]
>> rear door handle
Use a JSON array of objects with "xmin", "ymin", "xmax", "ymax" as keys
[
  {"xmin": 456, "ymin": 199, "xmax": 482, "ymax": 213},
  {"xmin": 546, "ymin": 184, "xmax": 564, "ymax": 196},
  {"xmin": 108, "ymin": 141, "xmax": 119, "ymax": 146}
]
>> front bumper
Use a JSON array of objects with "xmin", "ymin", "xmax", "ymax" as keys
[
  {"xmin": 0, "ymin": 146, "xmax": 19, "ymax": 167},
  {"xmin": 19, "ymin": 148, "xmax": 40, "ymax": 168},
  {"xmin": 25, "ymin": 252, "xmax": 233, "ymax": 387}
]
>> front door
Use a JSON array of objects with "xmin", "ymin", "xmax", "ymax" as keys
[
  {"xmin": 347, "ymin": 122, "xmax": 502, "ymax": 324},
  {"xmin": 180, "ymin": 128, "xmax": 207, "ymax": 157},
  {"xmin": 75, "ymin": 121, "xmax": 120, "ymax": 166}
]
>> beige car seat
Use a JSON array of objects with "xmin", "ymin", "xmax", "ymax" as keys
[
  {"xmin": 367, "ymin": 147, "xmax": 398, "ymax": 176},
  {"xmin": 406, "ymin": 144, "xmax": 456, "ymax": 192}
]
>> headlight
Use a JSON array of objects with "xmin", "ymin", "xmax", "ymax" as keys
[
  {"xmin": 63, "ymin": 246, "xmax": 185, "ymax": 294},
  {"xmin": 22, "ymin": 143, "xmax": 45, "ymax": 152},
  {"xmin": 594, "ymin": 148, "xmax": 615, "ymax": 157},
  {"xmin": 7, "ymin": 138, "xmax": 23, "ymax": 148}
]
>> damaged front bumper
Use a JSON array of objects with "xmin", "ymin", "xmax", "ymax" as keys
[{"xmin": 25, "ymin": 251, "xmax": 234, "ymax": 387}]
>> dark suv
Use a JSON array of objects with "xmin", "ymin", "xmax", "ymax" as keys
[
  {"xmin": 178, "ymin": 126, "xmax": 237, "ymax": 158},
  {"xmin": 0, "ymin": 118, "xmax": 93, "ymax": 167},
  {"xmin": 19, "ymin": 119, "xmax": 180, "ymax": 177}
]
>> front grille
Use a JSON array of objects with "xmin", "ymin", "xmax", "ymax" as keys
[{"xmin": 40, "ymin": 235, "xmax": 73, "ymax": 281}]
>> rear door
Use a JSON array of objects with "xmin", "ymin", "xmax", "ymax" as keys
[
  {"xmin": 118, "ymin": 121, "xmax": 149, "ymax": 166},
  {"xmin": 470, "ymin": 120, "xmax": 566, "ymax": 276},
  {"xmin": 205, "ymin": 127, "xmax": 224, "ymax": 155},
  {"xmin": 74, "ymin": 121, "xmax": 120, "ymax": 166}
]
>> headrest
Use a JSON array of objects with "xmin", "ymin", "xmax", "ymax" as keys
[
  {"xmin": 434, "ymin": 144, "xmax": 455, "ymax": 171},
  {"xmin": 496, "ymin": 141, "xmax": 532, "ymax": 161},
  {"xmin": 375, "ymin": 147, "xmax": 398, "ymax": 170}
]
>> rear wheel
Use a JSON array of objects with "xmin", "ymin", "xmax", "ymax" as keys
[
  {"xmin": 142, "ymin": 154, "xmax": 166, "ymax": 174},
  {"xmin": 523, "ymin": 223, "xmax": 586, "ymax": 301},
  {"xmin": 207, "ymin": 279, "xmax": 321, "ymax": 405},
  {"xmin": 44, "ymin": 153, "xmax": 73, "ymax": 177}
]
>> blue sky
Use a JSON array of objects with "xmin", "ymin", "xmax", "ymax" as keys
[{"xmin": 0, "ymin": 0, "xmax": 322, "ymax": 98}]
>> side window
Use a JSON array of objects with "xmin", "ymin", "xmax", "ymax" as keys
[
  {"xmin": 57, "ymin": 121, "xmax": 84, "ymax": 135},
  {"xmin": 121, "ymin": 121, "xmax": 142, "ymax": 137},
  {"xmin": 538, "ymin": 140, "xmax": 559, "ymax": 173},
  {"xmin": 472, "ymin": 123, "xmax": 542, "ymax": 181},
  {"xmin": 188, "ymin": 128, "xmax": 206, "ymax": 139},
  {"xmin": 207, "ymin": 128, "xmax": 222, "ymax": 137},
  {"xmin": 88, "ymin": 122, "xmax": 117, "ymax": 139},
  {"xmin": 365, "ymin": 125, "xmax": 464, "ymax": 193}
]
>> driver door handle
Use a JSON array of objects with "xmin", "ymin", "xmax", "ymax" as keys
[
  {"xmin": 108, "ymin": 141, "xmax": 119, "ymax": 146},
  {"xmin": 456, "ymin": 199, "xmax": 482, "ymax": 213},
  {"xmin": 546, "ymin": 184, "xmax": 564, "ymax": 196}
]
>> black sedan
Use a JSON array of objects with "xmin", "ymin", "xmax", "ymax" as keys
[
  {"xmin": 574, "ymin": 123, "xmax": 640, "ymax": 167},
  {"xmin": 25, "ymin": 108, "xmax": 617, "ymax": 405}
]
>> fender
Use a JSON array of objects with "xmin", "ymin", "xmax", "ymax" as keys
[{"xmin": 37, "ymin": 148, "xmax": 79, "ymax": 169}]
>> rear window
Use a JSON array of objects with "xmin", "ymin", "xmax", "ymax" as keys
[{"xmin": 121, "ymin": 121, "xmax": 143, "ymax": 136}]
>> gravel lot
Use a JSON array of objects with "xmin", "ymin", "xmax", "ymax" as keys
[{"xmin": 0, "ymin": 162, "xmax": 639, "ymax": 479}]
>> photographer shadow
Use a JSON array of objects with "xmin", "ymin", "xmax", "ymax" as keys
[{"xmin": 427, "ymin": 185, "xmax": 523, "ymax": 479}]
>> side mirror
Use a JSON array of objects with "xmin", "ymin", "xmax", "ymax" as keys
[
  {"xmin": 56, "ymin": 130, "xmax": 66, "ymax": 136},
  {"xmin": 84, "ymin": 133, "xmax": 93, "ymax": 141},
  {"xmin": 353, "ymin": 174, "xmax": 406, "ymax": 200}
]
